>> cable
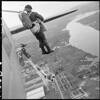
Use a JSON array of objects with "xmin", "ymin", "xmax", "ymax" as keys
[{"xmin": 2, "ymin": 10, "xmax": 21, "ymax": 13}]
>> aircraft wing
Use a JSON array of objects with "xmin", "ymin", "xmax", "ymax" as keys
[{"xmin": 10, "ymin": 9, "xmax": 78, "ymax": 34}]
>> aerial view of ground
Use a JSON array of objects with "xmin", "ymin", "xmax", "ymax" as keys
[{"xmin": 12, "ymin": 2, "xmax": 99, "ymax": 99}]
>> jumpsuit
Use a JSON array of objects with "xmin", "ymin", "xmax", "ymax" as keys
[{"xmin": 29, "ymin": 12, "xmax": 52, "ymax": 54}]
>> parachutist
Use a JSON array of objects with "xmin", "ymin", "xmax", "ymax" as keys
[{"xmin": 19, "ymin": 5, "xmax": 54, "ymax": 55}]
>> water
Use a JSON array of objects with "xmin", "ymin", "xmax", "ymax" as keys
[{"xmin": 63, "ymin": 11, "xmax": 99, "ymax": 57}]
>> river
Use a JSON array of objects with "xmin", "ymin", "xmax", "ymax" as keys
[{"xmin": 63, "ymin": 10, "xmax": 99, "ymax": 57}]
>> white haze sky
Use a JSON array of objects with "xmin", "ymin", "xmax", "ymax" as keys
[{"xmin": 2, "ymin": 1, "xmax": 89, "ymax": 28}]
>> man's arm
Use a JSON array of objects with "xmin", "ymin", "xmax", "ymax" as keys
[{"xmin": 35, "ymin": 12, "xmax": 44, "ymax": 21}]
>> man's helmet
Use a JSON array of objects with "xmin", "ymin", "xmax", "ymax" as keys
[{"xmin": 25, "ymin": 5, "xmax": 32, "ymax": 9}]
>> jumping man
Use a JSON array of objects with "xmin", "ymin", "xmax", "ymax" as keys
[{"xmin": 23, "ymin": 5, "xmax": 54, "ymax": 54}]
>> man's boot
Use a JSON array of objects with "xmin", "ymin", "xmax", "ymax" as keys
[
  {"xmin": 39, "ymin": 42, "xmax": 47, "ymax": 54},
  {"xmin": 41, "ymin": 48, "xmax": 47, "ymax": 54},
  {"xmin": 44, "ymin": 40, "xmax": 54, "ymax": 54}
]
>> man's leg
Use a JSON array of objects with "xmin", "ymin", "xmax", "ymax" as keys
[
  {"xmin": 43, "ymin": 40, "xmax": 52, "ymax": 52},
  {"xmin": 39, "ymin": 41, "xmax": 47, "ymax": 54},
  {"xmin": 39, "ymin": 32, "xmax": 54, "ymax": 54},
  {"xmin": 34, "ymin": 33, "xmax": 47, "ymax": 54}
]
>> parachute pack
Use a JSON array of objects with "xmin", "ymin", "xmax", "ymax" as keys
[
  {"xmin": 19, "ymin": 11, "xmax": 32, "ymax": 29},
  {"xmin": 19, "ymin": 11, "xmax": 47, "ymax": 34}
]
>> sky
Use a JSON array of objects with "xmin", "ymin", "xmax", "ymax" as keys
[{"xmin": 2, "ymin": 1, "xmax": 89, "ymax": 28}]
